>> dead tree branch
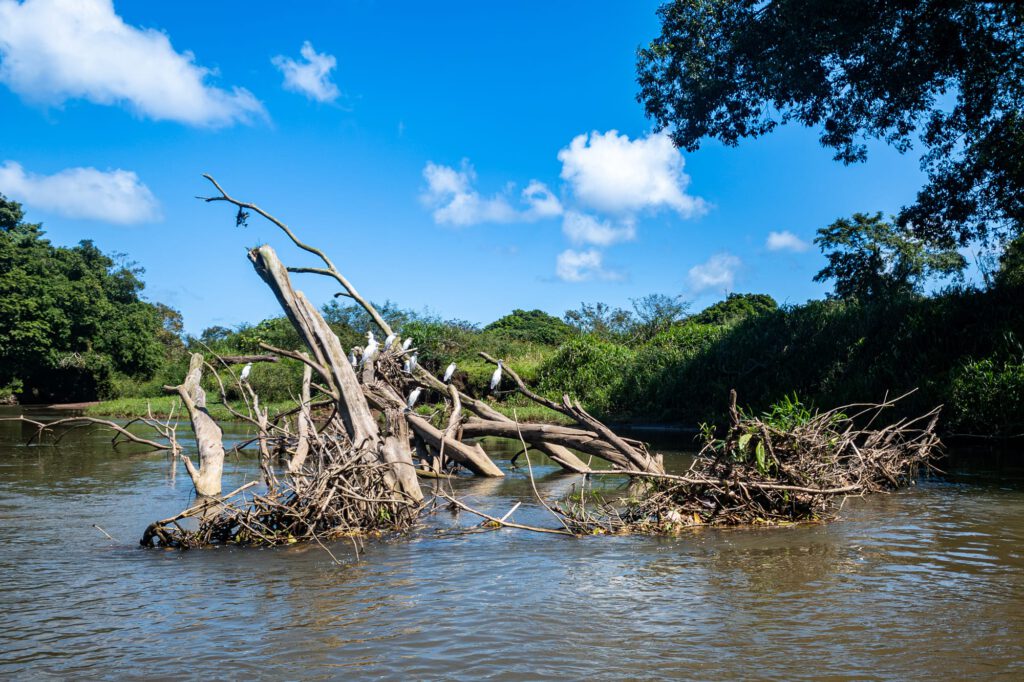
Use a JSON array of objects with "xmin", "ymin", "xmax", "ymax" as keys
[
  {"xmin": 0, "ymin": 415, "xmax": 170, "ymax": 451},
  {"xmin": 201, "ymin": 174, "xmax": 393, "ymax": 337}
]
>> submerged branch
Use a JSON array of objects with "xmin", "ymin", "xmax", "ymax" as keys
[{"xmin": 0, "ymin": 415, "xmax": 170, "ymax": 451}]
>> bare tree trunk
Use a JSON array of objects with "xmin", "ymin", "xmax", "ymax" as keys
[
  {"xmin": 457, "ymin": 419, "xmax": 635, "ymax": 468},
  {"xmin": 406, "ymin": 413, "xmax": 505, "ymax": 477},
  {"xmin": 166, "ymin": 353, "xmax": 226, "ymax": 497},
  {"xmin": 289, "ymin": 364, "xmax": 314, "ymax": 474}
]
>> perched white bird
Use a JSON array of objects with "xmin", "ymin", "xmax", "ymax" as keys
[
  {"xmin": 360, "ymin": 332, "xmax": 378, "ymax": 366},
  {"xmin": 403, "ymin": 358, "xmax": 412, "ymax": 373},
  {"xmin": 442, "ymin": 362, "xmax": 457, "ymax": 383},
  {"xmin": 348, "ymin": 349, "xmax": 358, "ymax": 367},
  {"xmin": 383, "ymin": 332, "xmax": 397, "ymax": 350},
  {"xmin": 239, "ymin": 363, "xmax": 252, "ymax": 382},
  {"xmin": 406, "ymin": 387, "xmax": 422, "ymax": 409},
  {"xmin": 401, "ymin": 337, "xmax": 413, "ymax": 351},
  {"xmin": 408, "ymin": 353, "xmax": 418, "ymax": 374},
  {"xmin": 489, "ymin": 360, "xmax": 503, "ymax": 392}
]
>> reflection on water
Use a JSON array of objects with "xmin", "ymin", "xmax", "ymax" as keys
[{"xmin": 1, "ymin": 407, "xmax": 1023, "ymax": 680}]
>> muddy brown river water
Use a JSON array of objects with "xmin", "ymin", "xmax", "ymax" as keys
[{"xmin": 1, "ymin": 407, "xmax": 1022, "ymax": 680}]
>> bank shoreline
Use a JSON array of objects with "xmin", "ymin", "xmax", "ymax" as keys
[{"xmin": 13, "ymin": 400, "xmax": 1017, "ymax": 450}]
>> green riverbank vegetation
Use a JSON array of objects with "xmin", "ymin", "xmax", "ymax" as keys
[{"xmin": 3, "ymin": 193, "xmax": 1023, "ymax": 437}]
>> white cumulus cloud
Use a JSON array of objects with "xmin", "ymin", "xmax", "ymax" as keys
[
  {"xmin": 521, "ymin": 179, "xmax": 563, "ymax": 219},
  {"xmin": 272, "ymin": 41, "xmax": 340, "ymax": 103},
  {"xmin": 0, "ymin": 161, "xmax": 160, "ymax": 224},
  {"xmin": 420, "ymin": 131, "xmax": 711, "ymax": 284},
  {"xmin": 555, "ymin": 248, "xmax": 621, "ymax": 283},
  {"xmin": 561, "ymin": 210, "xmax": 635, "ymax": 247},
  {"xmin": 421, "ymin": 160, "xmax": 561, "ymax": 226},
  {"xmin": 557, "ymin": 130, "xmax": 708, "ymax": 217},
  {"xmin": 688, "ymin": 253, "xmax": 741, "ymax": 293},
  {"xmin": 766, "ymin": 230, "xmax": 810, "ymax": 252},
  {"xmin": 0, "ymin": 0, "xmax": 265, "ymax": 126}
]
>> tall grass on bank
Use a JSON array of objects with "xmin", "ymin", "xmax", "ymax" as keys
[{"xmin": 85, "ymin": 396, "xmax": 294, "ymax": 422}]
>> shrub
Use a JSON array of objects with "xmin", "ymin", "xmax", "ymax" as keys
[
  {"xmin": 537, "ymin": 336, "xmax": 636, "ymax": 416},
  {"xmin": 949, "ymin": 358, "xmax": 1024, "ymax": 435},
  {"xmin": 484, "ymin": 309, "xmax": 573, "ymax": 345}
]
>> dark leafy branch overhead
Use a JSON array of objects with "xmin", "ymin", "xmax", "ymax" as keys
[{"xmin": 637, "ymin": 1, "xmax": 1024, "ymax": 246}]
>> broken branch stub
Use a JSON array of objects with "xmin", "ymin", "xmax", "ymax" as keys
[
  {"xmin": 201, "ymin": 173, "xmax": 393, "ymax": 337},
  {"xmin": 165, "ymin": 352, "xmax": 226, "ymax": 497}
]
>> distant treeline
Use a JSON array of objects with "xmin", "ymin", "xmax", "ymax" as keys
[
  {"xmin": 3, "ymin": 194, "xmax": 1022, "ymax": 436},
  {"xmin": 111, "ymin": 282, "xmax": 1024, "ymax": 438}
]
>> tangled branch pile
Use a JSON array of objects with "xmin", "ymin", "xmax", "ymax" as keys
[
  {"xmin": 563, "ymin": 392, "xmax": 941, "ymax": 533},
  {"xmin": 141, "ymin": 452, "xmax": 420, "ymax": 548}
]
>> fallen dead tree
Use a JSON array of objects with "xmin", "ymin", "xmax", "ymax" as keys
[
  {"xmin": 16, "ymin": 175, "xmax": 943, "ymax": 550},
  {"xmin": 133, "ymin": 175, "xmax": 669, "ymax": 548},
  {"xmin": 555, "ymin": 391, "xmax": 941, "ymax": 533}
]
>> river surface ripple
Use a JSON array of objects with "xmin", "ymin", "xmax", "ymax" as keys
[{"xmin": 1, "ymin": 408, "xmax": 1022, "ymax": 680}]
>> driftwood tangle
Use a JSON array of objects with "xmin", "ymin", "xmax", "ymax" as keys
[
  {"xmin": 555, "ymin": 392, "xmax": 942, "ymax": 533},
  {"xmin": 137, "ymin": 174, "xmax": 670, "ymax": 547}
]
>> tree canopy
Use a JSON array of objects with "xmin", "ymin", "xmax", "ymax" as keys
[
  {"xmin": 691, "ymin": 293, "xmax": 777, "ymax": 325},
  {"xmin": 484, "ymin": 309, "xmax": 574, "ymax": 345},
  {"xmin": 813, "ymin": 212, "xmax": 965, "ymax": 300},
  {"xmin": 637, "ymin": 1, "xmax": 1024, "ymax": 247},
  {"xmin": 564, "ymin": 294, "xmax": 690, "ymax": 342},
  {"xmin": 0, "ymin": 195, "xmax": 174, "ymax": 401}
]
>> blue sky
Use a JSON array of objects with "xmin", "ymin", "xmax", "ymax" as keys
[{"xmin": 1, "ymin": 0, "xmax": 937, "ymax": 334}]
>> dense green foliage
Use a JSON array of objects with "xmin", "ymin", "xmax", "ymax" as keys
[
  {"xmin": 0, "ymin": 196, "xmax": 180, "ymax": 402},
  {"xmin": 533, "ymin": 285, "xmax": 1023, "ymax": 435},
  {"xmin": 949, "ymin": 356, "xmax": 1024, "ymax": 436},
  {"xmin": 690, "ymin": 293, "xmax": 776, "ymax": 325},
  {"xmin": 814, "ymin": 213, "xmax": 965, "ymax": 299},
  {"xmin": 82, "ymin": 236, "xmax": 1024, "ymax": 438},
  {"xmin": 638, "ymin": 1, "xmax": 1024, "ymax": 247},
  {"xmin": 995, "ymin": 234, "xmax": 1024, "ymax": 289},
  {"xmin": 484, "ymin": 309, "xmax": 573, "ymax": 345}
]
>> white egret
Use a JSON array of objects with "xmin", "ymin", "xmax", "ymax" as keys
[
  {"xmin": 403, "ymin": 358, "xmax": 411, "ymax": 373},
  {"xmin": 348, "ymin": 349, "xmax": 358, "ymax": 367},
  {"xmin": 360, "ymin": 332, "xmax": 378, "ymax": 366},
  {"xmin": 406, "ymin": 387, "xmax": 422, "ymax": 409},
  {"xmin": 239, "ymin": 363, "xmax": 252, "ymax": 383},
  {"xmin": 489, "ymin": 360, "xmax": 503, "ymax": 392},
  {"xmin": 401, "ymin": 337, "xmax": 413, "ymax": 351},
  {"xmin": 442, "ymin": 362, "xmax": 457, "ymax": 383},
  {"xmin": 409, "ymin": 353, "xmax": 418, "ymax": 374},
  {"xmin": 383, "ymin": 332, "xmax": 397, "ymax": 350}
]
